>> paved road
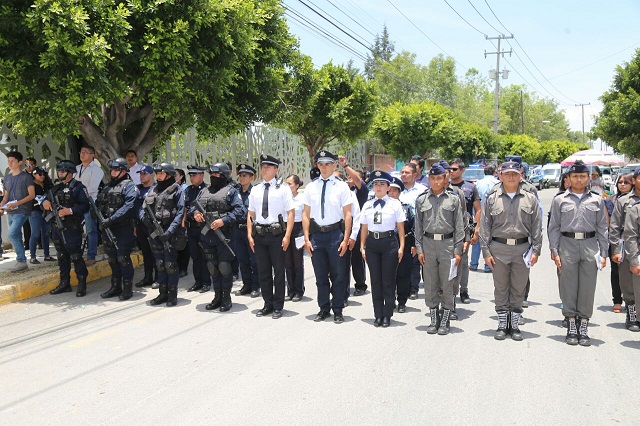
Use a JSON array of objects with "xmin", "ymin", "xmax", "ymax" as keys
[{"xmin": 1, "ymin": 188, "xmax": 638, "ymax": 425}]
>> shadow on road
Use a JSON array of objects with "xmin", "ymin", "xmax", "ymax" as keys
[{"xmin": 620, "ymin": 340, "xmax": 640, "ymax": 350}]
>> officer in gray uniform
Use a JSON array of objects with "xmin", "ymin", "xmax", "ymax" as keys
[
  {"xmin": 415, "ymin": 164, "xmax": 464, "ymax": 336},
  {"xmin": 480, "ymin": 161, "xmax": 542, "ymax": 341},
  {"xmin": 609, "ymin": 165, "xmax": 640, "ymax": 331},
  {"xmin": 622, "ymin": 197, "xmax": 640, "ymax": 332},
  {"xmin": 548, "ymin": 160, "xmax": 608, "ymax": 346}
]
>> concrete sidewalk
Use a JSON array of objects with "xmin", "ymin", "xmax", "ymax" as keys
[{"xmin": 0, "ymin": 248, "xmax": 143, "ymax": 306}]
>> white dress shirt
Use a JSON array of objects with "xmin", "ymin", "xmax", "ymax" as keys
[
  {"xmin": 287, "ymin": 193, "xmax": 304, "ymax": 223},
  {"xmin": 76, "ymin": 161, "xmax": 104, "ymax": 200},
  {"xmin": 360, "ymin": 195, "xmax": 406, "ymax": 232},
  {"xmin": 128, "ymin": 163, "xmax": 144, "ymax": 185},
  {"xmin": 350, "ymin": 191, "xmax": 361, "ymax": 240},
  {"xmin": 302, "ymin": 175, "xmax": 352, "ymax": 226},
  {"xmin": 248, "ymin": 178, "xmax": 294, "ymax": 225},
  {"xmin": 400, "ymin": 182, "xmax": 427, "ymax": 208}
]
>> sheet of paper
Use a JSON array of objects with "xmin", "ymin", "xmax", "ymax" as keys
[
  {"xmin": 295, "ymin": 236, "xmax": 305, "ymax": 250},
  {"xmin": 595, "ymin": 253, "xmax": 604, "ymax": 271},
  {"xmin": 522, "ymin": 245, "xmax": 533, "ymax": 269},
  {"xmin": 448, "ymin": 258, "xmax": 458, "ymax": 281}
]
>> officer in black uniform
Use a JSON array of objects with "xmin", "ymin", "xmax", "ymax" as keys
[
  {"xmin": 44, "ymin": 160, "xmax": 90, "ymax": 297},
  {"xmin": 134, "ymin": 166, "xmax": 156, "ymax": 288},
  {"xmin": 183, "ymin": 165, "xmax": 212, "ymax": 293},
  {"xmin": 96, "ymin": 158, "xmax": 139, "ymax": 301},
  {"xmin": 188, "ymin": 162, "xmax": 244, "ymax": 312},
  {"xmin": 141, "ymin": 162, "xmax": 185, "ymax": 307},
  {"xmin": 233, "ymin": 163, "xmax": 260, "ymax": 298}
]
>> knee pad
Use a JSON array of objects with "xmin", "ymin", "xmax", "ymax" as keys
[
  {"xmin": 108, "ymin": 257, "xmax": 119, "ymax": 269},
  {"xmin": 218, "ymin": 261, "xmax": 232, "ymax": 278},
  {"xmin": 206, "ymin": 262, "xmax": 219, "ymax": 277},
  {"xmin": 165, "ymin": 261, "xmax": 177, "ymax": 275},
  {"xmin": 57, "ymin": 251, "xmax": 69, "ymax": 263},
  {"xmin": 155, "ymin": 259, "xmax": 166, "ymax": 272},
  {"xmin": 70, "ymin": 252, "xmax": 83, "ymax": 263},
  {"xmin": 118, "ymin": 255, "xmax": 132, "ymax": 269}
]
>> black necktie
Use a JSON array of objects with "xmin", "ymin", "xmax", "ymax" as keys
[
  {"xmin": 261, "ymin": 183, "xmax": 270, "ymax": 219},
  {"xmin": 374, "ymin": 199, "xmax": 385, "ymax": 208},
  {"xmin": 321, "ymin": 179, "xmax": 329, "ymax": 219}
]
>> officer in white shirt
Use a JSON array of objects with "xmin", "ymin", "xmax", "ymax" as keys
[
  {"xmin": 76, "ymin": 145, "xmax": 104, "ymax": 264},
  {"xmin": 125, "ymin": 150, "xmax": 144, "ymax": 185}
]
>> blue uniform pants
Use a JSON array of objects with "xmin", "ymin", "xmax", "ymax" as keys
[
  {"xmin": 104, "ymin": 224, "xmax": 136, "ymax": 280},
  {"xmin": 311, "ymin": 229, "xmax": 346, "ymax": 315}
]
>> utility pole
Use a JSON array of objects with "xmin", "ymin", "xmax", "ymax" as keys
[
  {"xmin": 485, "ymin": 34, "xmax": 513, "ymax": 135},
  {"xmin": 575, "ymin": 102, "xmax": 590, "ymax": 146}
]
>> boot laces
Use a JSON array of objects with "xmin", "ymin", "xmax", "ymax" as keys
[
  {"xmin": 579, "ymin": 318, "xmax": 589, "ymax": 336},
  {"xmin": 568, "ymin": 317, "xmax": 578, "ymax": 335},
  {"xmin": 498, "ymin": 311, "xmax": 508, "ymax": 329},
  {"xmin": 629, "ymin": 305, "xmax": 638, "ymax": 322}
]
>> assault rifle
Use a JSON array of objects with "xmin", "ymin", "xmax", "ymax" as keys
[
  {"xmin": 193, "ymin": 200, "xmax": 235, "ymax": 257},
  {"xmin": 45, "ymin": 189, "xmax": 67, "ymax": 245},
  {"xmin": 143, "ymin": 202, "xmax": 172, "ymax": 252},
  {"xmin": 85, "ymin": 189, "xmax": 119, "ymax": 251}
]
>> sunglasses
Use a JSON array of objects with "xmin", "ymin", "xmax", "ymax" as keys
[{"xmin": 450, "ymin": 167, "xmax": 461, "ymax": 172}]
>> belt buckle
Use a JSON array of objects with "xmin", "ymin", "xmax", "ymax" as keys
[
  {"xmin": 434, "ymin": 234, "xmax": 443, "ymax": 241},
  {"xmin": 374, "ymin": 231, "xmax": 380, "ymax": 239},
  {"xmin": 506, "ymin": 238, "xmax": 517, "ymax": 246},
  {"xmin": 575, "ymin": 232, "xmax": 585, "ymax": 239}
]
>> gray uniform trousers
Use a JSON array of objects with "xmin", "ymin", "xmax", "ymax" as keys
[
  {"xmin": 491, "ymin": 242, "xmax": 530, "ymax": 313},
  {"xmin": 423, "ymin": 238, "xmax": 456, "ymax": 310},
  {"xmin": 558, "ymin": 236, "xmax": 599, "ymax": 319},
  {"xmin": 618, "ymin": 258, "xmax": 635, "ymax": 305},
  {"xmin": 454, "ymin": 250, "xmax": 469, "ymax": 295}
]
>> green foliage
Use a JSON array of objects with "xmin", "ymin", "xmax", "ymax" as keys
[
  {"xmin": 364, "ymin": 25, "xmax": 394, "ymax": 80},
  {"xmin": 539, "ymin": 140, "xmax": 590, "ymax": 164},
  {"xmin": 277, "ymin": 60, "xmax": 378, "ymax": 161},
  {"xmin": 439, "ymin": 121, "xmax": 498, "ymax": 164},
  {"xmin": 423, "ymin": 54, "xmax": 458, "ymax": 109},
  {"xmin": 496, "ymin": 134, "xmax": 541, "ymax": 163},
  {"xmin": 0, "ymin": 0, "xmax": 297, "ymax": 164},
  {"xmin": 593, "ymin": 48, "xmax": 640, "ymax": 157},
  {"xmin": 455, "ymin": 68, "xmax": 494, "ymax": 127},
  {"xmin": 374, "ymin": 51, "xmax": 427, "ymax": 106}
]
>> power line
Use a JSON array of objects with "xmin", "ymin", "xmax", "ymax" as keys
[
  {"xmin": 548, "ymin": 41, "xmax": 640, "ymax": 80},
  {"xmin": 467, "ymin": 0, "xmax": 502, "ymax": 35},
  {"xmin": 443, "ymin": 0, "xmax": 487, "ymax": 37},
  {"xmin": 325, "ymin": 0, "xmax": 377, "ymax": 38}
]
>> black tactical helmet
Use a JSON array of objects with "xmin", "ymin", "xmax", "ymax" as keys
[
  {"xmin": 108, "ymin": 158, "xmax": 129, "ymax": 172},
  {"xmin": 56, "ymin": 160, "xmax": 76, "ymax": 174},
  {"xmin": 209, "ymin": 162, "xmax": 231, "ymax": 179},
  {"xmin": 153, "ymin": 162, "xmax": 176, "ymax": 176}
]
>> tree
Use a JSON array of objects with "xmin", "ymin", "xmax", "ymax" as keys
[
  {"xmin": 455, "ymin": 68, "xmax": 494, "ymax": 127},
  {"xmin": 374, "ymin": 51, "xmax": 427, "ymax": 106},
  {"xmin": 496, "ymin": 134, "xmax": 542, "ymax": 164},
  {"xmin": 364, "ymin": 25, "xmax": 395, "ymax": 80},
  {"xmin": 539, "ymin": 140, "xmax": 590, "ymax": 164},
  {"xmin": 439, "ymin": 121, "xmax": 498, "ymax": 164},
  {"xmin": 277, "ymin": 60, "xmax": 378, "ymax": 162},
  {"xmin": 373, "ymin": 101, "xmax": 461, "ymax": 160},
  {"xmin": 423, "ymin": 54, "xmax": 458, "ymax": 108},
  {"xmin": 592, "ymin": 49, "xmax": 640, "ymax": 157},
  {"xmin": 0, "ymin": 0, "xmax": 297, "ymax": 166}
]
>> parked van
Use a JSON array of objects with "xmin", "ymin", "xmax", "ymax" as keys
[{"xmin": 542, "ymin": 163, "xmax": 562, "ymax": 187}]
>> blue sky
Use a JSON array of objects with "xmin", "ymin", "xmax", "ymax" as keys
[{"xmin": 283, "ymin": 0, "xmax": 640, "ymax": 135}]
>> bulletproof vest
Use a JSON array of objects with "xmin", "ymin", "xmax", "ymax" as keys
[
  {"xmin": 146, "ymin": 183, "xmax": 179, "ymax": 226},
  {"xmin": 198, "ymin": 185, "xmax": 233, "ymax": 215},
  {"xmin": 53, "ymin": 180, "xmax": 78, "ymax": 208},
  {"xmin": 97, "ymin": 179, "xmax": 131, "ymax": 217}
]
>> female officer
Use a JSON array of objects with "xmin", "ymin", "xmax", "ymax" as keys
[
  {"xmin": 360, "ymin": 170, "xmax": 405, "ymax": 328},
  {"xmin": 285, "ymin": 174, "xmax": 305, "ymax": 301}
]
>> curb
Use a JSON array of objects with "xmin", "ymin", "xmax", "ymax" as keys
[{"xmin": 0, "ymin": 252, "xmax": 144, "ymax": 306}]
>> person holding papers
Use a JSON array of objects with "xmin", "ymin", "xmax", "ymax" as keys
[
  {"xmin": 548, "ymin": 160, "xmax": 608, "ymax": 347},
  {"xmin": 414, "ymin": 164, "xmax": 464, "ymax": 336},
  {"xmin": 479, "ymin": 161, "xmax": 542, "ymax": 342}
]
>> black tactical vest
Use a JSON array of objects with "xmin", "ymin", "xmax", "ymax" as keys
[
  {"xmin": 198, "ymin": 185, "xmax": 232, "ymax": 215},
  {"xmin": 145, "ymin": 183, "xmax": 179, "ymax": 226},
  {"xmin": 97, "ymin": 179, "xmax": 131, "ymax": 217}
]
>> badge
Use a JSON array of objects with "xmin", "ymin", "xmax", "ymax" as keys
[{"xmin": 373, "ymin": 211, "xmax": 382, "ymax": 225}]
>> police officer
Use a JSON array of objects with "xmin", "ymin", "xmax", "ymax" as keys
[
  {"xmin": 188, "ymin": 163, "xmax": 244, "ymax": 312},
  {"xmin": 548, "ymin": 160, "xmax": 608, "ymax": 346},
  {"xmin": 183, "ymin": 165, "xmax": 211, "ymax": 293},
  {"xmin": 622, "ymin": 197, "xmax": 640, "ymax": 332},
  {"xmin": 44, "ymin": 160, "xmax": 90, "ymax": 297},
  {"xmin": 302, "ymin": 150, "xmax": 353, "ymax": 324},
  {"xmin": 95, "ymin": 158, "xmax": 139, "ymax": 300},
  {"xmin": 388, "ymin": 177, "xmax": 415, "ymax": 313},
  {"xmin": 141, "ymin": 162, "xmax": 185, "ymax": 307},
  {"xmin": 360, "ymin": 170, "xmax": 405, "ymax": 327},
  {"xmin": 134, "ymin": 166, "xmax": 156, "ymax": 288},
  {"xmin": 247, "ymin": 155, "xmax": 294, "ymax": 319},
  {"xmin": 234, "ymin": 163, "xmax": 260, "ymax": 298},
  {"xmin": 609, "ymin": 165, "xmax": 640, "ymax": 331},
  {"xmin": 480, "ymin": 161, "xmax": 543, "ymax": 341},
  {"xmin": 415, "ymin": 164, "xmax": 464, "ymax": 336}
]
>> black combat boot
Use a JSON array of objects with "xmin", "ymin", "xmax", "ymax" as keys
[
  {"xmin": 206, "ymin": 291, "xmax": 223, "ymax": 310},
  {"xmin": 625, "ymin": 304, "xmax": 640, "ymax": 332},
  {"xmin": 438, "ymin": 309, "xmax": 451, "ymax": 335},
  {"xmin": 427, "ymin": 308, "xmax": 440, "ymax": 334},
  {"xmin": 566, "ymin": 316, "xmax": 578, "ymax": 345},
  {"xmin": 510, "ymin": 311, "xmax": 523, "ymax": 341},
  {"xmin": 494, "ymin": 310, "xmax": 509, "ymax": 340},
  {"xmin": 101, "ymin": 277, "xmax": 122, "ymax": 299},
  {"xmin": 578, "ymin": 317, "xmax": 591, "ymax": 346},
  {"xmin": 219, "ymin": 289, "xmax": 232, "ymax": 312},
  {"xmin": 150, "ymin": 284, "xmax": 168, "ymax": 305},
  {"xmin": 166, "ymin": 285, "xmax": 178, "ymax": 307},
  {"xmin": 187, "ymin": 282, "xmax": 203, "ymax": 292},
  {"xmin": 234, "ymin": 285, "xmax": 251, "ymax": 296},
  {"xmin": 119, "ymin": 279, "xmax": 133, "ymax": 301},
  {"xmin": 76, "ymin": 276, "xmax": 87, "ymax": 297},
  {"xmin": 50, "ymin": 278, "xmax": 72, "ymax": 295},
  {"xmin": 135, "ymin": 272, "xmax": 154, "ymax": 288}
]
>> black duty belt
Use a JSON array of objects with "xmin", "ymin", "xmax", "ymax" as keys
[
  {"xmin": 255, "ymin": 223, "xmax": 284, "ymax": 236},
  {"xmin": 368, "ymin": 230, "xmax": 395, "ymax": 240},
  {"xmin": 238, "ymin": 223, "xmax": 247, "ymax": 229},
  {"xmin": 424, "ymin": 232, "xmax": 454, "ymax": 240},
  {"xmin": 561, "ymin": 231, "xmax": 596, "ymax": 240},
  {"xmin": 492, "ymin": 237, "xmax": 529, "ymax": 246},
  {"xmin": 315, "ymin": 222, "xmax": 341, "ymax": 233}
]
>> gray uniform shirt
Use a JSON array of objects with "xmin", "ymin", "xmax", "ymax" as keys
[
  {"xmin": 609, "ymin": 191, "xmax": 640, "ymax": 255},
  {"xmin": 479, "ymin": 184, "xmax": 543, "ymax": 258},
  {"xmin": 622, "ymin": 201, "xmax": 640, "ymax": 267},
  {"xmin": 548, "ymin": 190, "xmax": 608, "ymax": 257},
  {"xmin": 414, "ymin": 189, "xmax": 464, "ymax": 256}
]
